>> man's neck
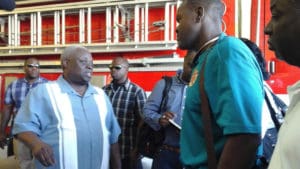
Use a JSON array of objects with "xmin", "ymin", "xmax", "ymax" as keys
[
  {"xmin": 25, "ymin": 77, "xmax": 39, "ymax": 84},
  {"xmin": 113, "ymin": 78, "xmax": 127, "ymax": 85},
  {"xmin": 179, "ymin": 74, "xmax": 189, "ymax": 85}
]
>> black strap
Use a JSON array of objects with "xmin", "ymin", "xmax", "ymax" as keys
[
  {"xmin": 270, "ymin": 92, "xmax": 287, "ymax": 117},
  {"xmin": 199, "ymin": 56, "xmax": 217, "ymax": 169},
  {"xmin": 160, "ymin": 76, "xmax": 172, "ymax": 112},
  {"xmin": 264, "ymin": 91, "xmax": 281, "ymax": 131}
]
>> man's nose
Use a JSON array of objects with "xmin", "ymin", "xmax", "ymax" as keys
[{"xmin": 264, "ymin": 22, "xmax": 272, "ymax": 35}]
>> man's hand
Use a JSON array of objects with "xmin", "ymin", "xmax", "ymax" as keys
[
  {"xmin": 129, "ymin": 148, "xmax": 140, "ymax": 169},
  {"xmin": 16, "ymin": 132, "xmax": 56, "ymax": 167},
  {"xmin": 31, "ymin": 140, "xmax": 55, "ymax": 167},
  {"xmin": 0, "ymin": 132, "xmax": 7, "ymax": 149},
  {"xmin": 159, "ymin": 111, "xmax": 175, "ymax": 127},
  {"xmin": 0, "ymin": 104, "xmax": 14, "ymax": 149}
]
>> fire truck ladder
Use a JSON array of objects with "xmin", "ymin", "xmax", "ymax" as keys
[{"xmin": 0, "ymin": 0, "xmax": 181, "ymax": 56}]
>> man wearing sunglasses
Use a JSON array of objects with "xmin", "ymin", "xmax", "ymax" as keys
[
  {"xmin": 103, "ymin": 57, "xmax": 147, "ymax": 169},
  {"xmin": 0, "ymin": 57, "xmax": 48, "ymax": 169}
]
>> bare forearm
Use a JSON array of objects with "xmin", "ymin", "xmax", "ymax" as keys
[
  {"xmin": 0, "ymin": 105, "xmax": 13, "ymax": 133},
  {"xmin": 218, "ymin": 134, "xmax": 260, "ymax": 169},
  {"xmin": 0, "ymin": 105, "xmax": 13, "ymax": 148},
  {"xmin": 17, "ymin": 131, "xmax": 55, "ymax": 166},
  {"xmin": 110, "ymin": 142, "xmax": 121, "ymax": 169},
  {"xmin": 15, "ymin": 131, "xmax": 42, "ymax": 149},
  {"xmin": 0, "ymin": 113, "xmax": 10, "ymax": 133}
]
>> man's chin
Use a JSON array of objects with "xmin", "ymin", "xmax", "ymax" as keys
[
  {"xmin": 82, "ymin": 76, "xmax": 91, "ymax": 83},
  {"xmin": 268, "ymin": 46, "xmax": 274, "ymax": 51},
  {"xmin": 274, "ymin": 51, "xmax": 285, "ymax": 61},
  {"xmin": 273, "ymin": 51, "xmax": 300, "ymax": 67},
  {"xmin": 27, "ymin": 75, "xmax": 39, "ymax": 80},
  {"xmin": 177, "ymin": 43, "xmax": 190, "ymax": 50}
]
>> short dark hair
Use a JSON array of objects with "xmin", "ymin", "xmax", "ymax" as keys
[
  {"xmin": 186, "ymin": 0, "xmax": 225, "ymax": 18},
  {"xmin": 240, "ymin": 38, "xmax": 270, "ymax": 80},
  {"xmin": 24, "ymin": 57, "xmax": 39, "ymax": 66},
  {"xmin": 113, "ymin": 56, "xmax": 129, "ymax": 67}
]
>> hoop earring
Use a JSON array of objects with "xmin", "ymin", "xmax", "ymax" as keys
[{"xmin": 222, "ymin": 19, "xmax": 227, "ymax": 32}]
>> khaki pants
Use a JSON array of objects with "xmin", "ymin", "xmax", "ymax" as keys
[
  {"xmin": 0, "ymin": 156, "xmax": 18, "ymax": 169},
  {"xmin": 13, "ymin": 139, "xmax": 35, "ymax": 169}
]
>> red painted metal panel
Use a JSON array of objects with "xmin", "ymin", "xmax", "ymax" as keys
[
  {"xmin": 148, "ymin": 8, "xmax": 166, "ymax": 41},
  {"xmin": 91, "ymin": 13, "xmax": 106, "ymax": 43},
  {"xmin": 223, "ymin": 0, "xmax": 235, "ymax": 36},
  {"xmin": 65, "ymin": 14, "xmax": 79, "ymax": 43},
  {"xmin": 250, "ymin": 0, "xmax": 258, "ymax": 42},
  {"xmin": 20, "ymin": 18, "xmax": 31, "ymax": 45},
  {"xmin": 42, "ymin": 17, "xmax": 54, "ymax": 45}
]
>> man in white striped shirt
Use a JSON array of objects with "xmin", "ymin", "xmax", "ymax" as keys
[{"xmin": 12, "ymin": 46, "xmax": 121, "ymax": 169}]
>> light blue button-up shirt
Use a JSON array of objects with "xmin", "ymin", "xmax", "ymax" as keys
[
  {"xmin": 143, "ymin": 72, "xmax": 187, "ymax": 147},
  {"xmin": 13, "ymin": 76, "xmax": 120, "ymax": 169}
]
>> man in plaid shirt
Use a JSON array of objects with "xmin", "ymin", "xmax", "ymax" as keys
[
  {"xmin": 103, "ymin": 57, "xmax": 147, "ymax": 169},
  {"xmin": 0, "ymin": 57, "xmax": 48, "ymax": 169}
]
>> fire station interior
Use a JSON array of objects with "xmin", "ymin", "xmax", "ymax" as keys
[{"xmin": 0, "ymin": 0, "xmax": 297, "ymax": 168}]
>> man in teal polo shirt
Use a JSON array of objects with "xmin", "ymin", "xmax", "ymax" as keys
[{"xmin": 176, "ymin": 0, "xmax": 264, "ymax": 168}]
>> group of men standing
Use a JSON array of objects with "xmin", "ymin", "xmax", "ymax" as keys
[
  {"xmin": 0, "ymin": 48, "xmax": 146, "ymax": 169},
  {"xmin": 0, "ymin": 45, "xmax": 192, "ymax": 169},
  {"xmin": 0, "ymin": 0, "xmax": 299, "ymax": 169}
]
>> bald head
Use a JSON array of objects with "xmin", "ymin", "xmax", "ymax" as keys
[
  {"xmin": 112, "ymin": 57, "xmax": 129, "ymax": 67},
  {"xmin": 61, "ymin": 46, "xmax": 93, "ymax": 85},
  {"xmin": 109, "ymin": 57, "xmax": 129, "ymax": 84},
  {"xmin": 23, "ymin": 57, "xmax": 40, "ymax": 81},
  {"xmin": 176, "ymin": 0, "xmax": 224, "ymax": 51},
  {"xmin": 61, "ymin": 46, "xmax": 90, "ymax": 66},
  {"xmin": 186, "ymin": 0, "xmax": 225, "ymax": 19}
]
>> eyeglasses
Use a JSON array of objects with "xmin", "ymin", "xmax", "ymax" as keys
[
  {"xmin": 108, "ymin": 65, "xmax": 123, "ymax": 70},
  {"xmin": 26, "ymin": 64, "xmax": 40, "ymax": 68}
]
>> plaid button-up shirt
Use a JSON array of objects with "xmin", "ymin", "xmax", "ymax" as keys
[
  {"xmin": 4, "ymin": 77, "xmax": 48, "ymax": 114},
  {"xmin": 103, "ymin": 79, "xmax": 147, "ymax": 158}
]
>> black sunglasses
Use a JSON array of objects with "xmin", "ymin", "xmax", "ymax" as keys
[
  {"xmin": 27, "ymin": 63, "xmax": 40, "ymax": 68},
  {"xmin": 109, "ymin": 65, "xmax": 123, "ymax": 70}
]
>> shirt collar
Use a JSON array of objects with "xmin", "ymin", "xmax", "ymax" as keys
[
  {"xmin": 110, "ymin": 79, "xmax": 131, "ymax": 91},
  {"xmin": 176, "ymin": 70, "xmax": 188, "ymax": 85},
  {"xmin": 192, "ymin": 32, "xmax": 225, "ymax": 67},
  {"xmin": 21, "ymin": 77, "xmax": 42, "ymax": 84},
  {"xmin": 57, "ymin": 75, "xmax": 98, "ymax": 96}
]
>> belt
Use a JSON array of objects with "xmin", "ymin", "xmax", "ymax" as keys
[{"xmin": 162, "ymin": 144, "xmax": 180, "ymax": 153}]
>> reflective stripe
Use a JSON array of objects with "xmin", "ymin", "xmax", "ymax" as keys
[
  {"xmin": 94, "ymin": 88, "xmax": 110, "ymax": 169},
  {"xmin": 46, "ymin": 82, "xmax": 78, "ymax": 169}
]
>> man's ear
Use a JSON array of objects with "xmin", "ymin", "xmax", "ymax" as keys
[
  {"xmin": 62, "ymin": 59, "xmax": 68, "ymax": 69},
  {"xmin": 194, "ymin": 6, "xmax": 205, "ymax": 23}
]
